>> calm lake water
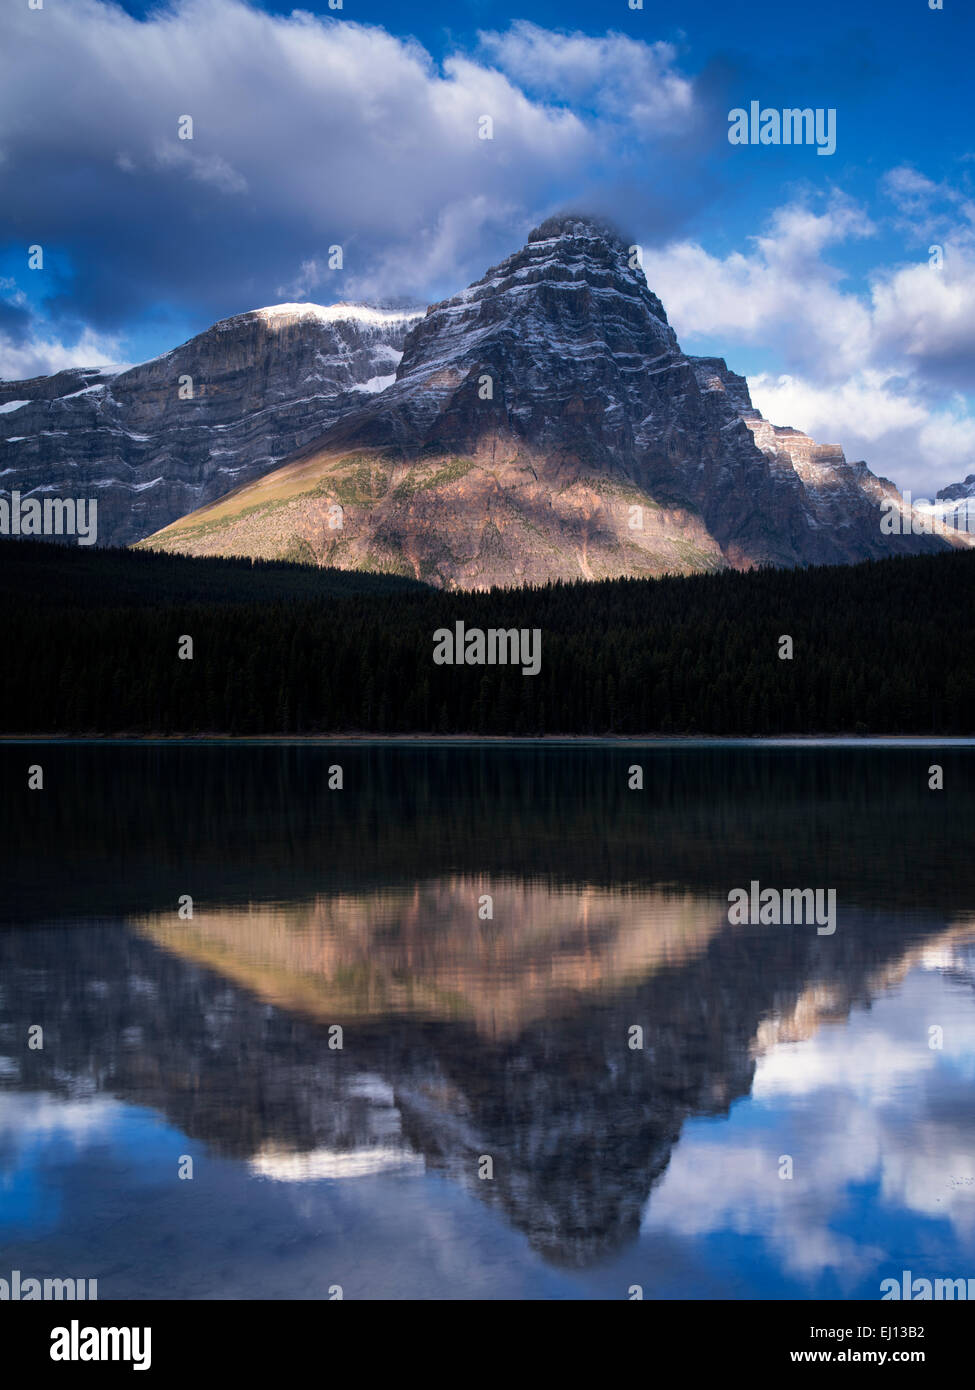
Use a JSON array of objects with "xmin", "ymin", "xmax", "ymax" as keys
[{"xmin": 1, "ymin": 742, "xmax": 974, "ymax": 1300}]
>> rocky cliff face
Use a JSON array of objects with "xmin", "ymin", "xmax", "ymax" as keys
[
  {"xmin": 0, "ymin": 303, "xmax": 421, "ymax": 546},
  {"xmin": 141, "ymin": 216, "xmax": 962, "ymax": 584},
  {"xmin": 688, "ymin": 356, "xmax": 928, "ymax": 556}
]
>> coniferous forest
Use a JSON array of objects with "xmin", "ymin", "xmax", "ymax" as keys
[{"xmin": 2, "ymin": 538, "xmax": 973, "ymax": 736}]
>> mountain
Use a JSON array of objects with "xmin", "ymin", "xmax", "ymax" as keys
[
  {"xmin": 937, "ymin": 473, "xmax": 975, "ymax": 502},
  {"xmin": 139, "ymin": 215, "xmax": 963, "ymax": 585},
  {"xmin": 4, "ymin": 741, "xmax": 975, "ymax": 1270},
  {"xmin": 0, "ymin": 303, "xmax": 421, "ymax": 547},
  {"xmin": 908, "ymin": 473, "xmax": 975, "ymax": 535},
  {"xmin": 5, "ymin": 890, "xmax": 972, "ymax": 1267},
  {"xmin": 932, "ymin": 473, "xmax": 975, "ymax": 530}
]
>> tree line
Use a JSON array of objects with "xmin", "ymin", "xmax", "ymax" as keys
[{"xmin": 1, "ymin": 539, "xmax": 973, "ymax": 735}]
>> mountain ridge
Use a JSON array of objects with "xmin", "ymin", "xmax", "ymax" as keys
[
  {"xmin": 140, "ymin": 215, "xmax": 964, "ymax": 585},
  {"xmin": 5, "ymin": 213, "xmax": 967, "ymax": 579},
  {"xmin": 0, "ymin": 302, "xmax": 423, "ymax": 546}
]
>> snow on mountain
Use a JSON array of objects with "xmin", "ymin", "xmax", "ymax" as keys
[
  {"xmin": 0, "ymin": 304, "xmax": 423, "ymax": 546},
  {"xmin": 5, "ymin": 217, "xmax": 964, "ymax": 577},
  {"xmin": 140, "ymin": 215, "xmax": 963, "ymax": 585}
]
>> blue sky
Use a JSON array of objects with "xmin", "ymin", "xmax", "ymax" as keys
[{"xmin": 1, "ymin": 0, "xmax": 973, "ymax": 493}]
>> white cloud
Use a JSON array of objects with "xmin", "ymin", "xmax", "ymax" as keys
[
  {"xmin": 153, "ymin": 143, "xmax": 249, "ymax": 195},
  {"xmin": 476, "ymin": 23, "xmax": 696, "ymax": 133},
  {"xmin": 0, "ymin": 326, "xmax": 125, "ymax": 381},
  {"xmin": 881, "ymin": 164, "xmax": 975, "ymax": 245},
  {"xmin": 0, "ymin": 1091, "xmax": 123, "ymax": 1153},
  {"xmin": 643, "ymin": 959, "xmax": 975, "ymax": 1280},
  {"xmin": 871, "ymin": 251, "xmax": 975, "ymax": 370},
  {"xmin": 883, "ymin": 165, "xmax": 949, "ymax": 216},
  {"xmin": 748, "ymin": 372, "xmax": 975, "ymax": 497},
  {"xmin": 0, "ymin": 0, "xmax": 700, "ymax": 318},
  {"xmin": 642, "ymin": 190, "xmax": 975, "ymax": 493},
  {"xmin": 642, "ymin": 194, "xmax": 876, "ymax": 380}
]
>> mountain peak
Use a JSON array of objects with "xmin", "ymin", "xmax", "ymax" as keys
[
  {"xmin": 527, "ymin": 212, "xmax": 626, "ymax": 248},
  {"xmin": 937, "ymin": 473, "xmax": 975, "ymax": 501},
  {"xmin": 294, "ymin": 208, "xmax": 681, "ymax": 459},
  {"xmin": 22, "ymin": 212, "xmax": 958, "ymax": 582},
  {"xmin": 383, "ymin": 211, "xmax": 674, "ymax": 401}
]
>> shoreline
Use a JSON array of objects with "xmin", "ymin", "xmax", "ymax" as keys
[{"xmin": 2, "ymin": 733, "xmax": 975, "ymax": 746}]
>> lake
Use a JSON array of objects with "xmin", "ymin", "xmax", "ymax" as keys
[{"xmin": 1, "ymin": 741, "xmax": 973, "ymax": 1299}]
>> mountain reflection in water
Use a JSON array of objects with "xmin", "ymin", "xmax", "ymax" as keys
[{"xmin": 1, "ymin": 743, "xmax": 973, "ymax": 1298}]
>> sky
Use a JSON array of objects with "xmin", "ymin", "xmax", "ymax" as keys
[{"xmin": 1, "ymin": 0, "xmax": 973, "ymax": 495}]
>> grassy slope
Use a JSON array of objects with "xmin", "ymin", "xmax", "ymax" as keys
[{"xmin": 136, "ymin": 444, "xmax": 727, "ymax": 587}]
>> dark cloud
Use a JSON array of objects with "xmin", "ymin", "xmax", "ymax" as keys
[{"xmin": 0, "ymin": 0, "xmax": 710, "ymax": 345}]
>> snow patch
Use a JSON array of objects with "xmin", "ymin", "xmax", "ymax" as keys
[
  {"xmin": 61, "ymin": 384, "xmax": 108, "ymax": 399},
  {"xmin": 246, "ymin": 302, "xmax": 423, "ymax": 329},
  {"xmin": 351, "ymin": 373, "xmax": 397, "ymax": 394}
]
